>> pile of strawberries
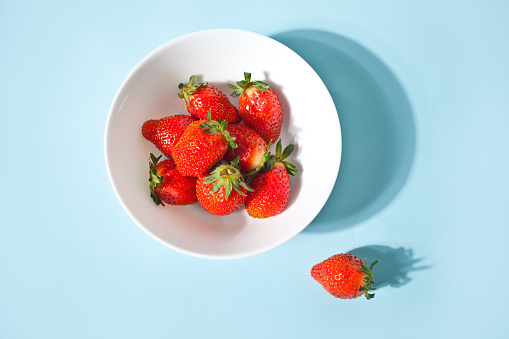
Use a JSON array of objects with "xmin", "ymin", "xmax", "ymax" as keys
[{"xmin": 142, "ymin": 72, "xmax": 298, "ymax": 217}]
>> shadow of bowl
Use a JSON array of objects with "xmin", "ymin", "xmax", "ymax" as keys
[{"xmin": 271, "ymin": 30, "xmax": 416, "ymax": 232}]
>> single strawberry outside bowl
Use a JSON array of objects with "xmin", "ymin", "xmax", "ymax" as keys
[{"xmin": 104, "ymin": 29, "xmax": 342, "ymax": 259}]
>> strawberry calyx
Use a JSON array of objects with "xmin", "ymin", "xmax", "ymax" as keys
[
  {"xmin": 178, "ymin": 75, "xmax": 207, "ymax": 108},
  {"xmin": 228, "ymin": 72, "xmax": 270, "ymax": 98},
  {"xmin": 261, "ymin": 139, "xmax": 299, "ymax": 176},
  {"xmin": 204, "ymin": 156, "xmax": 254, "ymax": 199},
  {"xmin": 200, "ymin": 109, "xmax": 238, "ymax": 151},
  {"xmin": 359, "ymin": 259, "xmax": 380, "ymax": 300},
  {"xmin": 148, "ymin": 153, "xmax": 165, "ymax": 206}
]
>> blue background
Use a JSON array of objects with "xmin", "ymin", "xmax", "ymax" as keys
[{"xmin": 1, "ymin": 1, "xmax": 508, "ymax": 338}]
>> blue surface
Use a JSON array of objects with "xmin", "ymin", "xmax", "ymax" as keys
[{"xmin": 1, "ymin": 1, "xmax": 509, "ymax": 338}]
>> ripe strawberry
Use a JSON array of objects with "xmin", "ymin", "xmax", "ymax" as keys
[
  {"xmin": 196, "ymin": 157, "xmax": 253, "ymax": 216},
  {"xmin": 172, "ymin": 111, "xmax": 237, "ymax": 177},
  {"xmin": 148, "ymin": 153, "xmax": 197, "ymax": 206},
  {"xmin": 223, "ymin": 124, "xmax": 269, "ymax": 174},
  {"xmin": 178, "ymin": 75, "xmax": 241, "ymax": 124},
  {"xmin": 228, "ymin": 72, "xmax": 283, "ymax": 144},
  {"xmin": 142, "ymin": 115, "xmax": 195, "ymax": 157},
  {"xmin": 244, "ymin": 140, "xmax": 298, "ymax": 218},
  {"xmin": 311, "ymin": 253, "xmax": 379, "ymax": 300}
]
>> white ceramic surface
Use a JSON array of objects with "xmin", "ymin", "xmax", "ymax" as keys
[{"xmin": 104, "ymin": 29, "xmax": 341, "ymax": 259}]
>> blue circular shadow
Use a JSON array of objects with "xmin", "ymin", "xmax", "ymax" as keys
[{"xmin": 271, "ymin": 30, "xmax": 416, "ymax": 232}]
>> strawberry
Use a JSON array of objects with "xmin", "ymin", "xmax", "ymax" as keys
[
  {"xmin": 223, "ymin": 124, "xmax": 269, "ymax": 174},
  {"xmin": 148, "ymin": 153, "xmax": 197, "ymax": 206},
  {"xmin": 172, "ymin": 111, "xmax": 237, "ymax": 177},
  {"xmin": 311, "ymin": 253, "xmax": 379, "ymax": 300},
  {"xmin": 228, "ymin": 72, "xmax": 283, "ymax": 144},
  {"xmin": 196, "ymin": 157, "xmax": 253, "ymax": 216},
  {"xmin": 244, "ymin": 140, "xmax": 298, "ymax": 218},
  {"xmin": 178, "ymin": 75, "xmax": 241, "ymax": 124},
  {"xmin": 142, "ymin": 115, "xmax": 195, "ymax": 157}
]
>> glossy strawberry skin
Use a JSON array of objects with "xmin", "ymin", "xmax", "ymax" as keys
[
  {"xmin": 239, "ymin": 87, "xmax": 283, "ymax": 144},
  {"xmin": 152, "ymin": 158, "xmax": 197, "ymax": 205},
  {"xmin": 142, "ymin": 115, "xmax": 195, "ymax": 157},
  {"xmin": 172, "ymin": 120, "xmax": 228, "ymax": 177},
  {"xmin": 196, "ymin": 175, "xmax": 247, "ymax": 216},
  {"xmin": 223, "ymin": 124, "xmax": 267, "ymax": 173},
  {"xmin": 245, "ymin": 162, "xmax": 290, "ymax": 218},
  {"xmin": 185, "ymin": 85, "xmax": 241, "ymax": 124},
  {"xmin": 311, "ymin": 254, "xmax": 367, "ymax": 299}
]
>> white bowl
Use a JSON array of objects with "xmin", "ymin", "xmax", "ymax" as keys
[{"xmin": 104, "ymin": 29, "xmax": 341, "ymax": 259}]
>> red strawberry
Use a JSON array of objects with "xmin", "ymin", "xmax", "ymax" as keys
[
  {"xmin": 178, "ymin": 75, "xmax": 241, "ymax": 124},
  {"xmin": 244, "ymin": 140, "xmax": 298, "ymax": 218},
  {"xmin": 223, "ymin": 124, "xmax": 269, "ymax": 174},
  {"xmin": 311, "ymin": 253, "xmax": 379, "ymax": 300},
  {"xmin": 228, "ymin": 72, "xmax": 283, "ymax": 144},
  {"xmin": 142, "ymin": 115, "xmax": 195, "ymax": 157},
  {"xmin": 172, "ymin": 111, "xmax": 237, "ymax": 177},
  {"xmin": 196, "ymin": 157, "xmax": 253, "ymax": 216},
  {"xmin": 148, "ymin": 153, "xmax": 197, "ymax": 206}
]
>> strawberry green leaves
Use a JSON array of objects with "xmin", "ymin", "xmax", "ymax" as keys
[
  {"xmin": 241, "ymin": 139, "xmax": 298, "ymax": 178},
  {"xmin": 227, "ymin": 83, "xmax": 245, "ymax": 98},
  {"xmin": 261, "ymin": 139, "xmax": 298, "ymax": 176},
  {"xmin": 148, "ymin": 153, "xmax": 165, "ymax": 206},
  {"xmin": 203, "ymin": 157, "xmax": 253, "ymax": 200},
  {"xmin": 228, "ymin": 72, "xmax": 270, "ymax": 98},
  {"xmin": 359, "ymin": 259, "xmax": 380, "ymax": 300},
  {"xmin": 200, "ymin": 109, "xmax": 237, "ymax": 151},
  {"xmin": 178, "ymin": 74, "xmax": 207, "ymax": 108}
]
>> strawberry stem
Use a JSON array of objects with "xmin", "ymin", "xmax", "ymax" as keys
[
  {"xmin": 242, "ymin": 139, "xmax": 298, "ymax": 178},
  {"xmin": 228, "ymin": 72, "xmax": 270, "ymax": 98},
  {"xmin": 200, "ymin": 109, "xmax": 238, "ymax": 151},
  {"xmin": 204, "ymin": 157, "xmax": 253, "ymax": 199},
  {"xmin": 265, "ymin": 140, "xmax": 299, "ymax": 176},
  {"xmin": 359, "ymin": 259, "xmax": 380, "ymax": 300},
  {"xmin": 178, "ymin": 75, "xmax": 207, "ymax": 109},
  {"xmin": 148, "ymin": 153, "xmax": 165, "ymax": 206}
]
